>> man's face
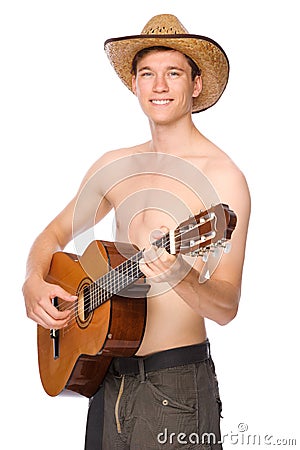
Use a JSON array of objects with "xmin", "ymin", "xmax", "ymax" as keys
[{"xmin": 132, "ymin": 50, "xmax": 202, "ymax": 124}]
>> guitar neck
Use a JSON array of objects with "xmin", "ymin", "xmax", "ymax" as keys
[{"xmin": 88, "ymin": 234, "xmax": 170, "ymax": 312}]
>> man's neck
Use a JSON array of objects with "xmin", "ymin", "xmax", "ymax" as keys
[{"xmin": 148, "ymin": 116, "xmax": 201, "ymax": 155}]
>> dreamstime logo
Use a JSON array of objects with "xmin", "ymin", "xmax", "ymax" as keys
[{"xmin": 157, "ymin": 423, "xmax": 297, "ymax": 446}]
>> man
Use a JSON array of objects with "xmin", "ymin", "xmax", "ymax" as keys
[{"xmin": 23, "ymin": 14, "xmax": 250, "ymax": 450}]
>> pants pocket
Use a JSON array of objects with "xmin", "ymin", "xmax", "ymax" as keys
[
  {"xmin": 144, "ymin": 368, "xmax": 199, "ymax": 447},
  {"xmin": 146, "ymin": 378, "xmax": 196, "ymax": 413}
]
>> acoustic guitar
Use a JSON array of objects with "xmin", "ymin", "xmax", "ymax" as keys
[{"xmin": 38, "ymin": 203, "xmax": 236, "ymax": 397}]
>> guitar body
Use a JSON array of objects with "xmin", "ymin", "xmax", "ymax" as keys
[{"xmin": 38, "ymin": 240, "xmax": 148, "ymax": 398}]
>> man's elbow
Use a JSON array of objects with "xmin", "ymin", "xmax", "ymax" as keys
[
  {"xmin": 216, "ymin": 288, "xmax": 240, "ymax": 326},
  {"xmin": 216, "ymin": 303, "xmax": 239, "ymax": 326}
]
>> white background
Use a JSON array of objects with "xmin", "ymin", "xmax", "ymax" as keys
[{"xmin": 1, "ymin": 0, "xmax": 299, "ymax": 448}]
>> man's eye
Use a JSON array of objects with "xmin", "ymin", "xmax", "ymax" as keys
[
  {"xmin": 169, "ymin": 71, "xmax": 180, "ymax": 78},
  {"xmin": 141, "ymin": 72, "xmax": 152, "ymax": 77}
]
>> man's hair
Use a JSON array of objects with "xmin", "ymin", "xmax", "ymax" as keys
[{"xmin": 131, "ymin": 46, "xmax": 201, "ymax": 80}]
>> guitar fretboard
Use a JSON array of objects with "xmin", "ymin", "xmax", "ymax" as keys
[{"xmin": 85, "ymin": 234, "xmax": 170, "ymax": 313}]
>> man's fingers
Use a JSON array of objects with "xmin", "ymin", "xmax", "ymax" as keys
[
  {"xmin": 30, "ymin": 284, "xmax": 77, "ymax": 329},
  {"xmin": 150, "ymin": 226, "xmax": 169, "ymax": 243},
  {"xmin": 33, "ymin": 309, "xmax": 70, "ymax": 330},
  {"xmin": 140, "ymin": 246, "xmax": 178, "ymax": 283},
  {"xmin": 49, "ymin": 284, "xmax": 77, "ymax": 302},
  {"xmin": 143, "ymin": 246, "xmax": 165, "ymax": 264},
  {"xmin": 144, "ymin": 247, "xmax": 172, "ymax": 268}
]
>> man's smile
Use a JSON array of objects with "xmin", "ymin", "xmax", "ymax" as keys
[{"xmin": 150, "ymin": 99, "xmax": 173, "ymax": 105}]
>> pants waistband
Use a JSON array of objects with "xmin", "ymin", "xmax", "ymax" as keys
[{"xmin": 113, "ymin": 340, "xmax": 210, "ymax": 377}]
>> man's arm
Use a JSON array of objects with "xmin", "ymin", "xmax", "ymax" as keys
[
  {"xmin": 139, "ymin": 169, "xmax": 251, "ymax": 326},
  {"xmin": 23, "ymin": 156, "xmax": 113, "ymax": 329}
]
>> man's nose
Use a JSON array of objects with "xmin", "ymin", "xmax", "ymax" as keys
[{"xmin": 153, "ymin": 75, "xmax": 169, "ymax": 92}]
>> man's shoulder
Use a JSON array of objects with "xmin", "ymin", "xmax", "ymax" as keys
[
  {"xmin": 86, "ymin": 143, "xmax": 149, "ymax": 174},
  {"xmin": 198, "ymin": 138, "xmax": 243, "ymax": 176},
  {"xmin": 101, "ymin": 143, "xmax": 149, "ymax": 163},
  {"xmin": 196, "ymin": 138, "xmax": 250, "ymax": 198}
]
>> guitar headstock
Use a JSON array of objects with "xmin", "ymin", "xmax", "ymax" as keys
[{"xmin": 159, "ymin": 203, "xmax": 237, "ymax": 257}]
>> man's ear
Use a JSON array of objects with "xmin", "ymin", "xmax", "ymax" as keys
[
  {"xmin": 132, "ymin": 75, "xmax": 137, "ymax": 95},
  {"xmin": 192, "ymin": 75, "xmax": 202, "ymax": 98}
]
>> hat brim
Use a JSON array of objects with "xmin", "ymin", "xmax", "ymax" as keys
[{"xmin": 104, "ymin": 34, "xmax": 229, "ymax": 113}]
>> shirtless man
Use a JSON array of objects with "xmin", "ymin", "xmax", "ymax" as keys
[{"xmin": 23, "ymin": 14, "xmax": 250, "ymax": 450}]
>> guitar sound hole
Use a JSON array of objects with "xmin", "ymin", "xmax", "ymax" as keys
[{"xmin": 76, "ymin": 278, "xmax": 93, "ymax": 329}]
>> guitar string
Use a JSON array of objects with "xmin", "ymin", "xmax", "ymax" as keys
[
  {"xmin": 57, "ymin": 228, "xmax": 190, "ymax": 322},
  {"xmin": 60, "ymin": 240, "xmax": 169, "ymax": 330},
  {"xmin": 56, "ymin": 252, "xmax": 162, "ymax": 334},
  {"xmin": 57, "ymin": 232, "xmax": 178, "ymax": 329},
  {"xmin": 53, "ymin": 220, "xmax": 214, "ymax": 330},
  {"xmin": 56, "ymin": 227, "xmax": 212, "ymax": 331}
]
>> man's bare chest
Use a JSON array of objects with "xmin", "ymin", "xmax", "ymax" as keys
[{"xmin": 106, "ymin": 173, "xmax": 205, "ymax": 248}]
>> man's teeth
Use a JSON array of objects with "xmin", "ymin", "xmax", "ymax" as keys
[{"xmin": 151, "ymin": 99, "xmax": 170, "ymax": 105}]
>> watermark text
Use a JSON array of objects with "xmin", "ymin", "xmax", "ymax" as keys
[{"xmin": 157, "ymin": 423, "xmax": 297, "ymax": 446}]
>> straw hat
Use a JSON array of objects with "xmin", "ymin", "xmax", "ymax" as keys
[{"xmin": 104, "ymin": 14, "xmax": 229, "ymax": 113}]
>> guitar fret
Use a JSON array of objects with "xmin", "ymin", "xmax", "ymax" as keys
[
  {"xmin": 135, "ymin": 256, "xmax": 139, "ymax": 279},
  {"xmin": 89, "ymin": 284, "xmax": 91, "ymax": 312},
  {"xmin": 126, "ymin": 259, "xmax": 129, "ymax": 286},
  {"xmin": 87, "ymin": 250, "xmax": 148, "ymax": 312},
  {"xmin": 110, "ymin": 268, "xmax": 114, "ymax": 298},
  {"xmin": 92, "ymin": 284, "xmax": 96, "ymax": 311}
]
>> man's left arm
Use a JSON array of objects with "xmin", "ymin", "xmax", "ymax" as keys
[{"xmin": 140, "ymin": 171, "xmax": 251, "ymax": 325}]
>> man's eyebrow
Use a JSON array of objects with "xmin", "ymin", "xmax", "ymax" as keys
[
  {"xmin": 166, "ymin": 66, "xmax": 185, "ymax": 72},
  {"xmin": 137, "ymin": 65, "xmax": 185, "ymax": 72},
  {"xmin": 137, "ymin": 66, "xmax": 152, "ymax": 72}
]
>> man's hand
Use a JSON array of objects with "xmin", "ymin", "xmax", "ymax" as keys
[
  {"xmin": 139, "ymin": 245, "xmax": 191, "ymax": 286},
  {"xmin": 140, "ymin": 246, "xmax": 174, "ymax": 282},
  {"xmin": 139, "ymin": 227, "xmax": 191, "ymax": 285},
  {"xmin": 22, "ymin": 275, "xmax": 77, "ymax": 329}
]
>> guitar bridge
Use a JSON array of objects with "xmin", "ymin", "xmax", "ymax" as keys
[{"xmin": 50, "ymin": 297, "xmax": 60, "ymax": 359}]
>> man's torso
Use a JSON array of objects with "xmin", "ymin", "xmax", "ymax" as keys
[{"xmin": 97, "ymin": 141, "xmax": 236, "ymax": 355}]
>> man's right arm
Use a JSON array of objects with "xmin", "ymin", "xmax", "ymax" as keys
[
  {"xmin": 22, "ymin": 154, "xmax": 114, "ymax": 329},
  {"xmin": 23, "ymin": 199, "xmax": 79, "ymax": 329}
]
